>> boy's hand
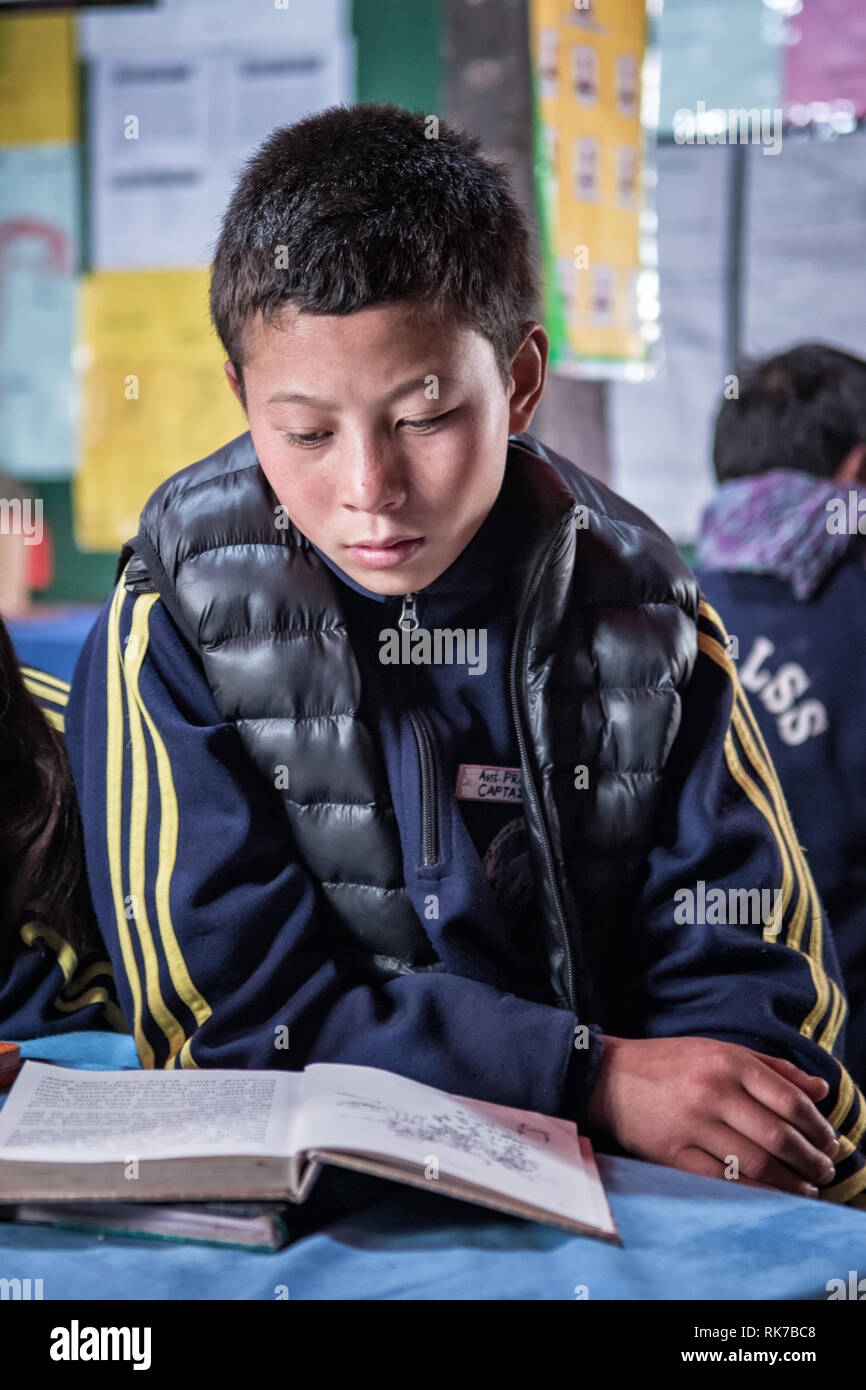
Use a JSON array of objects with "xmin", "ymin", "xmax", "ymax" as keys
[{"xmin": 587, "ymin": 1035, "xmax": 841, "ymax": 1198}]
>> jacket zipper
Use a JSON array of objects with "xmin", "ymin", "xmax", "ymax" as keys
[
  {"xmin": 398, "ymin": 592, "xmax": 419, "ymax": 631},
  {"xmin": 508, "ymin": 512, "xmax": 578, "ymax": 1013},
  {"xmin": 397, "ymin": 593, "xmax": 439, "ymax": 867},
  {"xmin": 407, "ymin": 709, "xmax": 439, "ymax": 867}
]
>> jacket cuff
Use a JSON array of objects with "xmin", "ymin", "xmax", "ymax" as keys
[{"xmin": 558, "ymin": 1022, "xmax": 606, "ymax": 1131}]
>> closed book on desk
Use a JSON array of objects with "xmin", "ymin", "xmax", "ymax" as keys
[{"xmin": 0, "ymin": 1199, "xmax": 291, "ymax": 1251}]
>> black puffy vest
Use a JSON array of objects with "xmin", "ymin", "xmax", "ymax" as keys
[{"xmin": 116, "ymin": 431, "xmax": 700, "ymax": 1029}]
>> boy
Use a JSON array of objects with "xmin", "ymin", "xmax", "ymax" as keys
[
  {"xmin": 67, "ymin": 104, "xmax": 865, "ymax": 1205},
  {"xmin": 696, "ymin": 343, "xmax": 866, "ymax": 1093}
]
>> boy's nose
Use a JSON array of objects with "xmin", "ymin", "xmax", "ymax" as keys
[{"xmin": 342, "ymin": 454, "xmax": 408, "ymax": 511}]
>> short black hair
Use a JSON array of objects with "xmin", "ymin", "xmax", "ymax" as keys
[
  {"xmin": 713, "ymin": 342, "xmax": 866, "ymax": 482},
  {"xmin": 209, "ymin": 102, "xmax": 539, "ymax": 410}
]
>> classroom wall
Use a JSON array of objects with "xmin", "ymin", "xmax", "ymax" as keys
[{"xmin": 17, "ymin": 0, "xmax": 442, "ymax": 606}]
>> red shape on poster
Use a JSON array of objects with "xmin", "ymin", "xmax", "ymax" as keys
[{"xmin": 26, "ymin": 519, "xmax": 54, "ymax": 592}]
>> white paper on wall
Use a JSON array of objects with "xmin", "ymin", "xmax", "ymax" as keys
[{"xmin": 87, "ymin": 38, "xmax": 354, "ymax": 270}]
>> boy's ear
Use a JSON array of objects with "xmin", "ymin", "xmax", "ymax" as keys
[
  {"xmin": 507, "ymin": 323, "xmax": 548, "ymax": 435},
  {"xmin": 223, "ymin": 359, "xmax": 246, "ymax": 410}
]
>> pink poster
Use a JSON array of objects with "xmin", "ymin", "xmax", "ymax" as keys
[{"xmin": 784, "ymin": 0, "xmax": 866, "ymax": 117}]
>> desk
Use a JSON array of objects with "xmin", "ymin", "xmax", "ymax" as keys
[
  {"xmin": 1, "ymin": 1032, "xmax": 863, "ymax": 1300},
  {"xmin": 6, "ymin": 607, "xmax": 101, "ymax": 683}
]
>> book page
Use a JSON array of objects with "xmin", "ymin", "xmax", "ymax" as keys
[
  {"xmin": 298, "ymin": 1063, "xmax": 614, "ymax": 1233},
  {"xmin": 0, "ymin": 1063, "xmax": 303, "ymax": 1163}
]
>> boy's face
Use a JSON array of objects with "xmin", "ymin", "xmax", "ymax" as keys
[{"xmin": 224, "ymin": 303, "xmax": 547, "ymax": 594}]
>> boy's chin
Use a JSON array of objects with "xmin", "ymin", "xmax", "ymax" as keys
[
  {"xmin": 345, "ymin": 564, "xmax": 441, "ymax": 596},
  {"xmin": 341, "ymin": 550, "xmax": 454, "ymax": 596}
]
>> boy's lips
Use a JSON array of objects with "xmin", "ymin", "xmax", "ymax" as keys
[{"xmin": 346, "ymin": 536, "xmax": 425, "ymax": 569}]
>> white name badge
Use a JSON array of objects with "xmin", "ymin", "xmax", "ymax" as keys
[{"xmin": 456, "ymin": 764, "xmax": 523, "ymax": 803}]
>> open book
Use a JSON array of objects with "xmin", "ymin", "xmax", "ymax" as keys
[{"xmin": 0, "ymin": 1061, "xmax": 619, "ymax": 1244}]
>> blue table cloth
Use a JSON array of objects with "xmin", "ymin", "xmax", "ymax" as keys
[
  {"xmin": 6, "ymin": 607, "xmax": 101, "ymax": 683},
  {"xmin": 1, "ymin": 1032, "xmax": 864, "ymax": 1300}
]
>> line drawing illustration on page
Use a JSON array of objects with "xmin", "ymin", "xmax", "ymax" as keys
[{"xmin": 333, "ymin": 1094, "xmax": 544, "ymax": 1173}]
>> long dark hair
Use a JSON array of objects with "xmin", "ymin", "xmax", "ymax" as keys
[{"xmin": 0, "ymin": 615, "xmax": 99, "ymax": 956}]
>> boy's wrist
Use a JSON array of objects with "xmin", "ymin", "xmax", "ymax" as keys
[
  {"xmin": 586, "ymin": 1032, "xmax": 620, "ymax": 1136},
  {"xmin": 562, "ymin": 1023, "xmax": 607, "ymax": 1131}
]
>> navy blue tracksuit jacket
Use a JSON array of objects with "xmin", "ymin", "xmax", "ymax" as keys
[
  {"xmin": 697, "ymin": 551, "xmax": 866, "ymax": 1093},
  {"xmin": 5, "ymin": 464, "xmax": 865, "ymax": 1203}
]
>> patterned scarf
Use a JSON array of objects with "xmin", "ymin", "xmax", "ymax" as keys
[{"xmin": 697, "ymin": 469, "xmax": 866, "ymax": 601}]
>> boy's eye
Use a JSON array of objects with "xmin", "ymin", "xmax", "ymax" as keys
[
  {"xmin": 280, "ymin": 411, "xmax": 453, "ymax": 447},
  {"xmin": 399, "ymin": 411, "xmax": 452, "ymax": 431},
  {"xmin": 280, "ymin": 431, "xmax": 331, "ymax": 448}
]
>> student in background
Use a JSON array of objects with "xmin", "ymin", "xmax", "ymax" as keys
[
  {"xmin": 0, "ymin": 615, "xmax": 123, "ymax": 1037},
  {"xmin": 695, "ymin": 342, "xmax": 866, "ymax": 1091}
]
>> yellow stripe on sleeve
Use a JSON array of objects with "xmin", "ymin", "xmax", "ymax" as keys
[
  {"xmin": 19, "ymin": 920, "xmax": 77, "ymax": 981},
  {"xmin": 697, "ymin": 632, "xmax": 806, "ymax": 949},
  {"xmin": 106, "ymin": 578, "xmax": 155, "ymax": 1068},
  {"xmin": 122, "ymin": 592, "xmax": 211, "ymax": 1069},
  {"xmin": 822, "ymin": 980, "xmax": 847, "ymax": 1059},
  {"xmin": 22, "ymin": 676, "xmax": 69, "ymax": 707},
  {"xmin": 19, "ymin": 665, "xmax": 70, "ymax": 693},
  {"xmin": 62, "ymin": 958, "xmax": 115, "ymax": 993},
  {"xmin": 697, "ymin": 599, "xmax": 866, "ymax": 1157},
  {"xmin": 699, "ymin": 602, "xmax": 839, "ymax": 1028},
  {"xmin": 22, "ymin": 671, "xmax": 67, "ymax": 730},
  {"xmin": 732, "ymin": 691, "xmax": 849, "ymax": 1055},
  {"xmin": 820, "ymin": 1159, "xmax": 866, "ymax": 1206},
  {"xmin": 711, "ymin": 704, "xmax": 829, "ymax": 1041},
  {"xmin": 698, "ymin": 613, "xmax": 818, "ymax": 954},
  {"xmin": 53, "ymin": 988, "xmax": 128, "ymax": 1034},
  {"xmin": 121, "ymin": 596, "xmax": 188, "ymax": 1067},
  {"xmin": 19, "ymin": 921, "xmax": 128, "ymax": 1034}
]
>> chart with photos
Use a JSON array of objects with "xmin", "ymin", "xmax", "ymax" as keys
[{"xmin": 529, "ymin": 0, "xmax": 660, "ymax": 378}]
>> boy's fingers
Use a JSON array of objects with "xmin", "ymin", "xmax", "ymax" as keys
[
  {"xmin": 672, "ymin": 1146, "xmax": 727, "ymax": 1182},
  {"xmin": 743, "ymin": 1058, "xmax": 839, "ymax": 1158},
  {"xmin": 728, "ymin": 1082, "xmax": 837, "ymax": 1186},
  {"xmin": 756, "ymin": 1051, "xmax": 830, "ymax": 1099},
  {"xmin": 673, "ymin": 1146, "xmax": 784, "ymax": 1194},
  {"xmin": 704, "ymin": 1117, "xmax": 827, "ymax": 1197}
]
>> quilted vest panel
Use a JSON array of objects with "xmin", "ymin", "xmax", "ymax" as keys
[{"xmin": 118, "ymin": 431, "xmax": 700, "ymax": 1026}]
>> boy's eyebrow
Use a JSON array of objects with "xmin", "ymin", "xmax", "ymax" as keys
[{"xmin": 265, "ymin": 375, "xmax": 459, "ymax": 409}]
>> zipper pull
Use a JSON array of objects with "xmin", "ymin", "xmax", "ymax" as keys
[{"xmin": 398, "ymin": 592, "xmax": 419, "ymax": 631}]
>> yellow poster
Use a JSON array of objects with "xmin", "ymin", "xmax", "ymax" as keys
[
  {"xmin": 529, "ymin": 0, "xmax": 658, "ymax": 374},
  {"xmin": 74, "ymin": 269, "xmax": 247, "ymax": 551},
  {"xmin": 0, "ymin": 14, "xmax": 77, "ymax": 145}
]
